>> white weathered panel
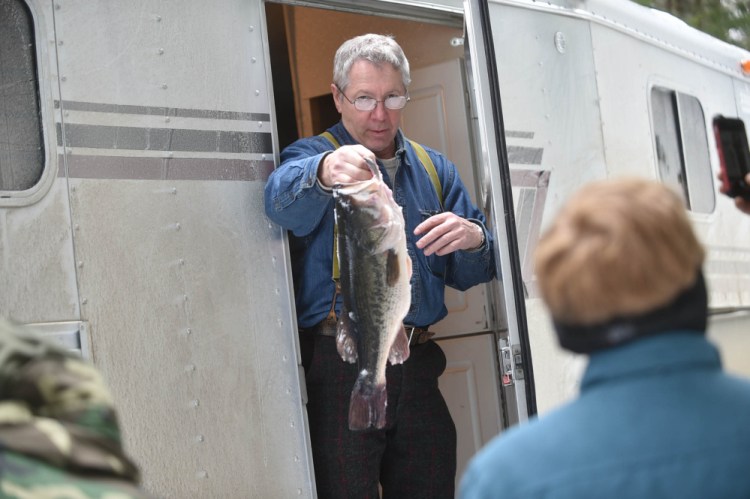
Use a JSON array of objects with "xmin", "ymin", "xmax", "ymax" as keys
[
  {"xmin": 0, "ymin": 178, "xmax": 79, "ymax": 322},
  {"xmin": 709, "ymin": 311, "xmax": 750, "ymax": 378},
  {"xmin": 486, "ymin": 2, "xmax": 604, "ymax": 416},
  {"xmin": 52, "ymin": 0, "xmax": 269, "ymax": 113},
  {"xmin": 591, "ymin": 20, "xmax": 750, "ymax": 311},
  {"xmin": 490, "ymin": 4, "xmax": 607, "ymax": 222},
  {"xmin": 69, "ymin": 178, "xmax": 312, "ymax": 498}
]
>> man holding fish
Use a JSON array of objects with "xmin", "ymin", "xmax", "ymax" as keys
[{"xmin": 265, "ymin": 33, "xmax": 496, "ymax": 499}]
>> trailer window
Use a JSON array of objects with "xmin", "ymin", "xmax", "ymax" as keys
[
  {"xmin": 650, "ymin": 87, "xmax": 714, "ymax": 213},
  {"xmin": 0, "ymin": 0, "xmax": 44, "ymax": 192}
]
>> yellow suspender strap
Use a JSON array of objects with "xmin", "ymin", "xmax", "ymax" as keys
[
  {"xmin": 319, "ymin": 133, "xmax": 443, "ymax": 283},
  {"xmin": 319, "ymin": 132, "xmax": 344, "ymax": 284},
  {"xmin": 320, "ymin": 131, "xmax": 341, "ymax": 149},
  {"xmin": 332, "ymin": 221, "xmax": 340, "ymax": 285},
  {"xmin": 407, "ymin": 139, "xmax": 443, "ymax": 210}
]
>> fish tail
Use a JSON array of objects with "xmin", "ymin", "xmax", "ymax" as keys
[{"xmin": 348, "ymin": 374, "xmax": 387, "ymax": 431}]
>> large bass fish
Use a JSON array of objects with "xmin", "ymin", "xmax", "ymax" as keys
[{"xmin": 333, "ymin": 159, "xmax": 412, "ymax": 431}]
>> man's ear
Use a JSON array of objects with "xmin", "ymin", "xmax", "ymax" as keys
[{"xmin": 331, "ymin": 83, "xmax": 343, "ymax": 113}]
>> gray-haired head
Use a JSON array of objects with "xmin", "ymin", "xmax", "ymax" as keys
[{"xmin": 333, "ymin": 34, "xmax": 411, "ymax": 91}]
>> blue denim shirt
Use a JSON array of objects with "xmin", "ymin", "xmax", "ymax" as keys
[{"xmin": 264, "ymin": 122, "xmax": 497, "ymax": 328}]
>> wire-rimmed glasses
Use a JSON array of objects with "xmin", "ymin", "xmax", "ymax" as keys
[{"xmin": 337, "ymin": 86, "xmax": 409, "ymax": 111}]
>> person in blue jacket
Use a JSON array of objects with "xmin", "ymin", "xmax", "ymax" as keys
[
  {"xmin": 460, "ymin": 177, "xmax": 750, "ymax": 499},
  {"xmin": 265, "ymin": 33, "xmax": 496, "ymax": 499}
]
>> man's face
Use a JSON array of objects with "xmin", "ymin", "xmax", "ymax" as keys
[{"xmin": 332, "ymin": 60, "xmax": 406, "ymax": 159}]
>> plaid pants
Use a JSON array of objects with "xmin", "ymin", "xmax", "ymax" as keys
[{"xmin": 301, "ymin": 334, "xmax": 457, "ymax": 499}]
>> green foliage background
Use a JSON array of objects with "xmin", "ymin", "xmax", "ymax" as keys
[{"xmin": 634, "ymin": 0, "xmax": 750, "ymax": 50}]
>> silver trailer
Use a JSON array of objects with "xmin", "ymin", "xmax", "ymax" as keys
[{"xmin": 2, "ymin": 0, "xmax": 749, "ymax": 496}]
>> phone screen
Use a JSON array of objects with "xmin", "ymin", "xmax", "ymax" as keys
[{"xmin": 714, "ymin": 117, "xmax": 750, "ymax": 200}]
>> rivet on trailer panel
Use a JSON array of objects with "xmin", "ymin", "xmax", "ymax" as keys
[
  {"xmin": 251, "ymin": 57, "xmax": 257, "ymax": 63},
  {"xmin": 158, "ymin": 48, "xmax": 164, "ymax": 55},
  {"xmin": 154, "ymin": 15, "xmax": 161, "ymax": 22},
  {"xmin": 249, "ymin": 26, "xmax": 254, "ymax": 32},
  {"xmin": 196, "ymin": 470, "xmax": 208, "ymax": 479},
  {"xmin": 554, "ymin": 31, "xmax": 567, "ymax": 54}
]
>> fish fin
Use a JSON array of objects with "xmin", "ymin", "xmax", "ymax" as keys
[
  {"xmin": 388, "ymin": 324, "xmax": 411, "ymax": 365},
  {"xmin": 336, "ymin": 312, "xmax": 358, "ymax": 363},
  {"xmin": 348, "ymin": 374, "xmax": 387, "ymax": 431},
  {"xmin": 385, "ymin": 249, "xmax": 401, "ymax": 287}
]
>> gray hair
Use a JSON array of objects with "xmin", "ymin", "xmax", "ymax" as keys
[{"xmin": 333, "ymin": 34, "xmax": 411, "ymax": 91}]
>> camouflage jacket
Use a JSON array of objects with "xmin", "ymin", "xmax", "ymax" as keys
[{"xmin": 0, "ymin": 319, "xmax": 151, "ymax": 498}]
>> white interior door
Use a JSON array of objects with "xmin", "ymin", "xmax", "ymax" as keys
[
  {"xmin": 402, "ymin": 58, "xmax": 491, "ymax": 336},
  {"xmin": 403, "ymin": 58, "xmax": 503, "ymax": 495}
]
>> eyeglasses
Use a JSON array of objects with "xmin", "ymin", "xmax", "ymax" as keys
[{"xmin": 337, "ymin": 86, "xmax": 409, "ymax": 111}]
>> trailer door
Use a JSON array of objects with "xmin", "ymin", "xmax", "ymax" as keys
[{"xmin": 462, "ymin": 0, "xmax": 537, "ymax": 422}]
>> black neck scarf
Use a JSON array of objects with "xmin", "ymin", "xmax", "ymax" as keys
[{"xmin": 554, "ymin": 271, "xmax": 708, "ymax": 354}]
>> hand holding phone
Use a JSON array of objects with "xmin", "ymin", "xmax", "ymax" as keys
[{"xmin": 714, "ymin": 116, "xmax": 750, "ymax": 202}]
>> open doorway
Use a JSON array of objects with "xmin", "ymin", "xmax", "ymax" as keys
[
  {"xmin": 264, "ymin": 2, "xmax": 506, "ymax": 491},
  {"xmin": 265, "ymin": 2, "xmax": 466, "ymax": 148}
]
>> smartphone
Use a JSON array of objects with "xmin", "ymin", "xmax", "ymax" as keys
[{"xmin": 714, "ymin": 116, "xmax": 750, "ymax": 201}]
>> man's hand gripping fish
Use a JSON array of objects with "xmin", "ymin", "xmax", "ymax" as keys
[{"xmin": 332, "ymin": 158, "xmax": 412, "ymax": 431}]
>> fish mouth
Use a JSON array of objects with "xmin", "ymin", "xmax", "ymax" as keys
[
  {"xmin": 333, "ymin": 176, "xmax": 380, "ymax": 197},
  {"xmin": 334, "ymin": 180, "xmax": 399, "ymax": 222},
  {"xmin": 333, "ymin": 178, "xmax": 404, "ymax": 253}
]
